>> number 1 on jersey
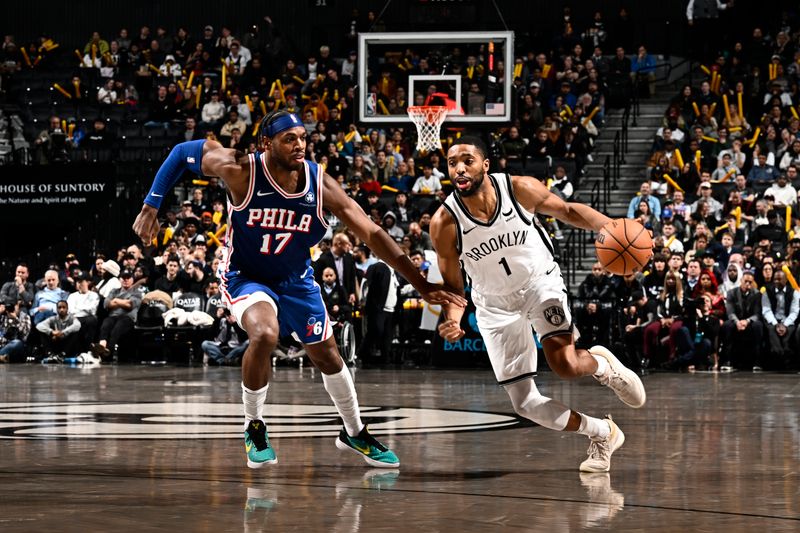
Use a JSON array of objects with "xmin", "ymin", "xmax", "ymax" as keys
[
  {"xmin": 498, "ymin": 256, "xmax": 511, "ymax": 276},
  {"xmin": 260, "ymin": 232, "xmax": 293, "ymax": 255}
]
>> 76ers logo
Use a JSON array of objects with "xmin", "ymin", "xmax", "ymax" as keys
[{"xmin": 306, "ymin": 317, "xmax": 323, "ymax": 337}]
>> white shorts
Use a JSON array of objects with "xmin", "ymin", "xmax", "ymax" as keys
[{"xmin": 472, "ymin": 264, "xmax": 577, "ymax": 385}]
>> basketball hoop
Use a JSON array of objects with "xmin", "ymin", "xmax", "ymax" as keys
[{"xmin": 407, "ymin": 106, "xmax": 448, "ymax": 152}]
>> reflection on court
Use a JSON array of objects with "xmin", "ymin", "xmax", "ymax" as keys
[{"xmin": 0, "ymin": 366, "xmax": 798, "ymax": 531}]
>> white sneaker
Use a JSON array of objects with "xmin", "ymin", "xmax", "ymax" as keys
[
  {"xmin": 77, "ymin": 352, "xmax": 102, "ymax": 365},
  {"xmin": 590, "ymin": 345, "xmax": 647, "ymax": 408},
  {"xmin": 579, "ymin": 416, "xmax": 625, "ymax": 473}
]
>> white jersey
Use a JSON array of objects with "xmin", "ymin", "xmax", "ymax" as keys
[{"xmin": 442, "ymin": 173, "xmax": 557, "ymax": 297}]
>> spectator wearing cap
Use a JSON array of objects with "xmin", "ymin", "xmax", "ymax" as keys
[
  {"xmin": 551, "ymin": 80, "xmax": 577, "ymax": 110},
  {"xmin": 764, "ymin": 174, "xmax": 798, "ymax": 208},
  {"xmin": 747, "ymin": 153, "xmax": 781, "ymax": 184},
  {"xmin": 31, "ymin": 270, "xmax": 69, "ymax": 325},
  {"xmin": 93, "ymin": 270, "xmax": 142, "ymax": 360},
  {"xmin": 67, "ymin": 271, "xmax": 100, "ymax": 351},
  {"xmin": 353, "ymin": 245, "xmax": 377, "ymax": 275},
  {"xmin": 550, "ymin": 165, "xmax": 574, "ymax": 200},
  {"xmin": 691, "ymin": 182, "xmax": 723, "ymax": 218},
  {"xmin": 96, "ymin": 260, "xmax": 122, "ymax": 299},
  {"xmin": 199, "ymin": 210, "xmax": 217, "ymax": 235},
  {"xmin": 182, "ymin": 218, "xmax": 206, "ymax": 247},
  {"xmin": 200, "ymin": 91, "xmax": 225, "ymax": 132}
]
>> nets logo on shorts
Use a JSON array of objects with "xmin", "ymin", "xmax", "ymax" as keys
[{"xmin": 544, "ymin": 305, "xmax": 566, "ymax": 326}]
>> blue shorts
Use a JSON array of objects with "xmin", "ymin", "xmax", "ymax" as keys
[{"xmin": 220, "ymin": 266, "xmax": 332, "ymax": 344}]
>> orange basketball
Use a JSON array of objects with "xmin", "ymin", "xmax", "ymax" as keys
[{"xmin": 595, "ymin": 219, "xmax": 654, "ymax": 275}]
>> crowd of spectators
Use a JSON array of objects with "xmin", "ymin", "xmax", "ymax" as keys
[
  {"xmin": 574, "ymin": 15, "xmax": 800, "ymax": 373},
  {"xmin": 1, "ymin": 10, "xmax": 636, "ymax": 365}
]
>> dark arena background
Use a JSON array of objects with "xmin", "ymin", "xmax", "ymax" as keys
[{"xmin": 1, "ymin": 1, "xmax": 799, "ymax": 531}]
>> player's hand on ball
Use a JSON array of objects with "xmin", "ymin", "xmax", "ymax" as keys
[
  {"xmin": 438, "ymin": 319, "xmax": 465, "ymax": 342},
  {"xmin": 133, "ymin": 205, "xmax": 161, "ymax": 246}
]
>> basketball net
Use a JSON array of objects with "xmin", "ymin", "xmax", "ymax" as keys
[{"xmin": 407, "ymin": 106, "xmax": 448, "ymax": 152}]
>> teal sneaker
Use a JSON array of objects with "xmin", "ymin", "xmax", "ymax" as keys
[
  {"xmin": 335, "ymin": 426, "xmax": 400, "ymax": 468},
  {"xmin": 245, "ymin": 420, "xmax": 277, "ymax": 468}
]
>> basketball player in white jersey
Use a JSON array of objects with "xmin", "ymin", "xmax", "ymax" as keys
[{"xmin": 430, "ymin": 137, "xmax": 646, "ymax": 472}]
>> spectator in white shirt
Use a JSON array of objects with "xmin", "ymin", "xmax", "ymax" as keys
[
  {"xmin": 200, "ymin": 91, "xmax": 226, "ymax": 130},
  {"xmin": 67, "ymin": 272, "xmax": 100, "ymax": 352},
  {"xmin": 229, "ymin": 94, "xmax": 252, "ymax": 125},
  {"xmin": 412, "ymin": 163, "xmax": 442, "ymax": 195},
  {"xmin": 764, "ymin": 174, "xmax": 797, "ymax": 208},
  {"xmin": 97, "ymin": 79, "xmax": 117, "ymax": 106}
]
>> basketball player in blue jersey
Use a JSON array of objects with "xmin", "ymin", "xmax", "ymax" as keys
[
  {"xmin": 133, "ymin": 110, "xmax": 466, "ymax": 469},
  {"xmin": 430, "ymin": 137, "xmax": 646, "ymax": 472}
]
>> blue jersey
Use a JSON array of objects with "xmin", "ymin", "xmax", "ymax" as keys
[{"xmin": 221, "ymin": 153, "xmax": 329, "ymax": 286}]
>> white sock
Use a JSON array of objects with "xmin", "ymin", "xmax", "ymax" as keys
[
  {"xmin": 242, "ymin": 382, "xmax": 269, "ymax": 429},
  {"xmin": 577, "ymin": 413, "xmax": 611, "ymax": 439},
  {"xmin": 592, "ymin": 354, "xmax": 609, "ymax": 377},
  {"xmin": 322, "ymin": 366, "xmax": 364, "ymax": 437}
]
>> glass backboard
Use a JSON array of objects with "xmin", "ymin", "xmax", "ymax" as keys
[{"xmin": 357, "ymin": 31, "xmax": 514, "ymax": 125}]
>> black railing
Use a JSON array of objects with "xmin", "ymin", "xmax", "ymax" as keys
[
  {"xmin": 590, "ymin": 180, "xmax": 601, "ymax": 212},
  {"xmin": 601, "ymin": 156, "xmax": 611, "ymax": 211},
  {"xmin": 560, "ymin": 76, "xmax": 640, "ymax": 287},
  {"xmin": 561, "ymin": 227, "xmax": 588, "ymax": 290}
]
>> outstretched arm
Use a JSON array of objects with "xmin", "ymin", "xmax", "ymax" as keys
[
  {"xmin": 321, "ymin": 173, "xmax": 466, "ymax": 308},
  {"xmin": 429, "ymin": 207, "xmax": 467, "ymax": 342},
  {"xmin": 133, "ymin": 140, "xmax": 249, "ymax": 244},
  {"xmin": 510, "ymin": 175, "xmax": 611, "ymax": 232}
]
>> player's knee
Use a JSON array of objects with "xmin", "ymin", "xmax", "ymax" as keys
[{"xmin": 247, "ymin": 322, "xmax": 278, "ymax": 352}]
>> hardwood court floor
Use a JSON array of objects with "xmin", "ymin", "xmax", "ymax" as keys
[{"xmin": 0, "ymin": 365, "xmax": 798, "ymax": 532}]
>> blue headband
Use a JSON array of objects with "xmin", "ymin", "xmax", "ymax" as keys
[{"xmin": 266, "ymin": 113, "xmax": 302, "ymax": 137}]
